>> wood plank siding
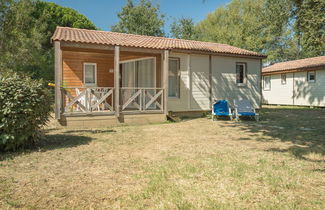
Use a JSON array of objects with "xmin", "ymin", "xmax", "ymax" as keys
[{"xmin": 61, "ymin": 47, "xmax": 162, "ymax": 88}]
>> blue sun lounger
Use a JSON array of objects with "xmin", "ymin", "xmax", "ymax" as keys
[
  {"xmin": 234, "ymin": 99, "xmax": 259, "ymax": 121},
  {"xmin": 212, "ymin": 100, "xmax": 233, "ymax": 121}
]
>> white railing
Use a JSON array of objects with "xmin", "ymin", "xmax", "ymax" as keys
[
  {"xmin": 61, "ymin": 87, "xmax": 114, "ymax": 114},
  {"xmin": 120, "ymin": 88, "xmax": 164, "ymax": 113}
]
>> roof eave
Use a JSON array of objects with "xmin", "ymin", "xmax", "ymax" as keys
[
  {"xmin": 262, "ymin": 65, "xmax": 325, "ymax": 75},
  {"xmin": 52, "ymin": 39, "xmax": 267, "ymax": 58},
  {"xmin": 170, "ymin": 48, "xmax": 266, "ymax": 59}
]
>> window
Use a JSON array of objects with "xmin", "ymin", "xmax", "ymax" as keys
[
  {"xmin": 281, "ymin": 73, "xmax": 286, "ymax": 85},
  {"xmin": 168, "ymin": 58, "xmax": 180, "ymax": 97},
  {"xmin": 263, "ymin": 76, "xmax": 271, "ymax": 90},
  {"xmin": 84, "ymin": 63, "xmax": 97, "ymax": 86},
  {"xmin": 236, "ymin": 63, "xmax": 247, "ymax": 85},
  {"xmin": 307, "ymin": 71, "xmax": 316, "ymax": 82}
]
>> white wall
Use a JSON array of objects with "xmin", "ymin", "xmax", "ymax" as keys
[
  {"xmin": 294, "ymin": 70, "xmax": 325, "ymax": 106},
  {"xmin": 190, "ymin": 54, "xmax": 210, "ymax": 110},
  {"xmin": 262, "ymin": 73, "xmax": 294, "ymax": 105},
  {"xmin": 211, "ymin": 56, "xmax": 261, "ymax": 108},
  {"xmin": 262, "ymin": 69, "xmax": 325, "ymax": 107},
  {"xmin": 167, "ymin": 52, "xmax": 262, "ymax": 111}
]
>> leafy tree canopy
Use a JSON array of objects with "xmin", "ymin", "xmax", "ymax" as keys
[
  {"xmin": 296, "ymin": 0, "xmax": 325, "ymax": 57},
  {"xmin": 170, "ymin": 17, "xmax": 196, "ymax": 40},
  {"xmin": 34, "ymin": 1, "xmax": 97, "ymax": 48},
  {"xmin": 195, "ymin": 0, "xmax": 324, "ymax": 63},
  {"xmin": 111, "ymin": 0, "xmax": 165, "ymax": 36},
  {"xmin": 0, "ymin": 0, "xmax": 97, "ymax": 81},
  {"xmin": 0, "ymin": 0, "xmax": 45, "ymax": 74}
]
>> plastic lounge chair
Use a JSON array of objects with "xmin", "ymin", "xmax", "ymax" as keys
[
  {"xmin": 212, "ymin": 100, "xmax": 233, "ymax": 121},
  {"xmin": 234, "ymin": 99, "xmax": 259, "ymax": 121}
]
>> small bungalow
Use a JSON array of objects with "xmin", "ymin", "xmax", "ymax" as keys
[
  {"xmin": 262, "ymin": 56, "xmax": 325, "ymax": 107},
  {"xmin": 52, "ymin": 27, "xmax": 266, "ymax": 127}
]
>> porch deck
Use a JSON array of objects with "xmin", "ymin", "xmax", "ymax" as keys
[
  {"xmin": 54, "ymin": 41, "xmax": 170, "ymax": 124},
  {"xmin": 58, "ymin": 113, "xmax": 167, "ymax": 128}
]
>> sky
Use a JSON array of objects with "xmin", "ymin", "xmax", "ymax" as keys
[{"xmin": 44, "ymin": 0, "xmax": 230, "ymax": 35}]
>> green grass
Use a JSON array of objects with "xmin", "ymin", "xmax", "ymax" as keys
[{"xmin": 0, "ymin": 107, "xmax": 324, "ymax": 209}]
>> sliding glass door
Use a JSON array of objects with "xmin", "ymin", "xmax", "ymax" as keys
[
  {"xmin": 121, "ymin": 58, "xmax": 156, "ymax": 109},
  {"xmin": 121, "ymin": 58, "xmax": 155, "ymax": 88}
]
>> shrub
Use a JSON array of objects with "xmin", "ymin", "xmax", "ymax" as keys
[{"xmin": 0, "ymin": 71, "xmax": 52, "ymax": 151}]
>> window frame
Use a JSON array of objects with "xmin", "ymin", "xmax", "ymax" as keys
[
  {"xmin": 307, "ymin": 71, "xmax": 316, "ymax": 83},
  {"xmin": 281, "ymin": 73, "xmax": 286, "ymax": 85},
  {"xmin": 83, "ymin": 63, "xmax": 97, "ymax": 87},
  {"xmin": 263, "ymin": 75, "xmax": 271, "ymax": 91},
  {"xmin": 236, "ymin": 62, "xmax": 247, "ymax": 86},
  {"xmin": 168, "ymin": 57, "xmax": 181, "ymax": 98}
]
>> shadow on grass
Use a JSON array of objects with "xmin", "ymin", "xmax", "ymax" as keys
[
  {"xmin": 40, "ymin": 134, "xmax": 92, "ymax": 150},
  {"xmin": 0, "ymin": 133, "xmax": 93, "ymax": 161},
  {"xmin": 62, "ymin": 129, "xmax": 116, "ymax": 134},
  {"xmin": 219, "ymin": 107, "xmax": 325, "ymax": 162},
  {"xmin": 266, "ymin": 146, "xmax": 325, "ymax": 162}
]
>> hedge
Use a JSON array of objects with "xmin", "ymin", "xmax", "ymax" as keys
[{"xmin": 0, "ymin": 71, "xmax": 52, "ymax": 151}]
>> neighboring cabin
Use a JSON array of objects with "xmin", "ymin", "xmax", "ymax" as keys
[
  {"xmin": 52, "ymin": 27, "xmax": 265, "ymax": 127},
  {"xmin": 262, "ymin": 56, "xmax": 325, "ymax": 107}
]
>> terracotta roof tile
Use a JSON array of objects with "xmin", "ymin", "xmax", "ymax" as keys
[
  {"xmin": 52, "ymin": 27, "xmax": 266, "ymax": 58},
  {"xmin": 262, "ymin": 56, "xmax": 325, "ymax": 74}
]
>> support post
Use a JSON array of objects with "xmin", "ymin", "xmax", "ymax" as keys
[
  {"xmin": 114, "ymin": 46, "xmax": 120, "ymax": 117},
  {"xmin": 54, "ymin": 41, "xmax": 62, "ymax": 119},
  {"xmin": 259, "ymin": 59, "xmax": 263, "ymax": 108},
  {"xmin": 163, "ymin": 50, "xmax": 169, "ymax": 115},
  {"xmin": 187, "ymin": 54, "xmax": 191, "ymax": 110},
  {"xmin": 209, "ymin": 55, "xmax": 212, "ymax": 109}
]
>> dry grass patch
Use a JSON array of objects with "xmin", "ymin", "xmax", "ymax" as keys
[{"xmin": 0, "ymin": 107, "xmax": 324, "ymax": 209}]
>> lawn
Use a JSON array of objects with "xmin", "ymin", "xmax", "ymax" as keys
[{"xmin": 0, "ymin": 107, "xmax": 324, "ymax": 209}]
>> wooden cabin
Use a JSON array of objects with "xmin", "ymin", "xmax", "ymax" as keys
[{"xmin": 52, "ymin": 27, "xmax": 266, "ymax": 127}]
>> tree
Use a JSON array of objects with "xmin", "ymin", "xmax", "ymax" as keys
[
  {"xmin": 195, "ymin": 0, "xmax": 324, "ymax": 64},
  {"xmin": 170, "ymin": 17, "xmax": 196, "ymax": 40},
  {"xmin": 0, "ymin": 0, "xmax": 45, "ymax": 75},
  {"xmin": 196, "ymin": 0, "xmax": 268, "ymax": 54},
  {"xmin": 294, "ymin": 0, "xmax": 325, "ymax": 57},
  {"xmin": 34, "ymin": 1, "xmax": 97, "ymax": 49},
  {"xmin": 111, "ymin": 0, "xmax": 165, "ymax": 36},
  {"xmin": 30, "ymin": 1, "xmax": 98, "ymax": 80},
  {"xmin": 261, "ymin": 0, "xmax": 298, "ymax": 62},
  {"xmin": 0, "ymin": 0, "xmax": 10, "ymax": 25},
  {"xmin": 0, "ymin": 0, "xmax": 97, "ymax": 81}
]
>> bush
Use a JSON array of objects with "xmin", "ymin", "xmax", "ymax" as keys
[{"xmin": 0, "ymin": 71, "xmax": 52, "ymax": 151}]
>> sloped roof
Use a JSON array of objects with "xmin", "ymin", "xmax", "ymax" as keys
[
  {"xmin": 263, "ymin": 56, "xmax": 325, "ymax": 74},
  {"xmin": 52, "ymin": 27, "xmax": 266, "ymax": 58}
]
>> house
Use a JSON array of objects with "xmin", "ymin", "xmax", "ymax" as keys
[
  {"xmin": 52, "ymin": 27, "xmax": 266, "ymax": 127},
  {"xmin": 262, "ymin": 56, "xmax": 325, "ymax": 107}
]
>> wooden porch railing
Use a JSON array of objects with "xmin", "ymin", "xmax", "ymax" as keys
[
  {"xmin": 120, "ymin": 88, "xmax": 164, "ymax": 113},
  {"xmin": 61, "ymin": 87, "xmax": 164, "ymax": 115},
  {"xmin": 61, "ymin": 87, "xmax": 114, "ymax": 115}
]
